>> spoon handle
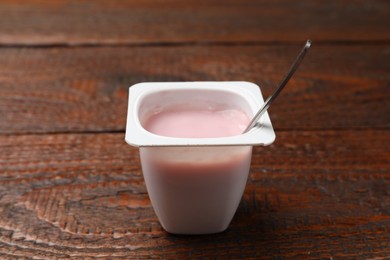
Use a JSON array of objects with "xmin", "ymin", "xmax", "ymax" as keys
[{"xmin": 243, "ymin": 40, "xmax": 312, "ymax": 133}]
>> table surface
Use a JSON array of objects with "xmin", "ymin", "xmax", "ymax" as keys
[{"xmin": 0, "ymin": 1, "xmax": 389, "ymax": 259}]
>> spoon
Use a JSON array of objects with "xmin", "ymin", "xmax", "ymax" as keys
[{"xmin": 243, "ymin": 39, "xmax": 312, "ymax": 133}]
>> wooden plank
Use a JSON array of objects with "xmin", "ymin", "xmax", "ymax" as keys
[
  {"xmin": 0, "ymin": 44, "xmax": 389, "ymax": 134},
  {"xmin": 0, "ymin": 131, "xmax": 389, "ymax": 258},
  {"xmin": 0, "ymin": 0, "xmax": 389, "ymax": 45}
]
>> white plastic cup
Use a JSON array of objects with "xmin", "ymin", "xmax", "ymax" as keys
[{"xmin": 125, "ymin": 82, "xmax": 275, "ymax": 235}]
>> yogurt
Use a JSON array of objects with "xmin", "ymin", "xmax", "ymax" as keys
[
  {"xmin": 143, "ymin": 108, "xmax": 250, "ymax": 138},
  {"xmin": 125, "ymin": 82, "xmax": 275, "ymax": 234},
  {"xmin": 141, "ymin": 107, "xmax": 251, "ymax": 234}
]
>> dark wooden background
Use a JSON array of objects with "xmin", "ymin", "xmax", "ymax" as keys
[{"xmin": 0, "ymin": 0, "xmax": 389, "ymax": 259}]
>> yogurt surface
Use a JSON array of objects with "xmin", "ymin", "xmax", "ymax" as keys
[{"xmin": 143, "ymin": 108, "xmax": 250, "ymax": 138}]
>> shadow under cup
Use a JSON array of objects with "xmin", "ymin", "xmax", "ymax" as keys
[{"xmin": 125, "ymin": 82, "xmax": 275, "ymax": 234}]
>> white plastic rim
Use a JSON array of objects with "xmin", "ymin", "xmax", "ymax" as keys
[{"xmin": 125, "ymin": 81, "xmax": 275, "ymax": 147}]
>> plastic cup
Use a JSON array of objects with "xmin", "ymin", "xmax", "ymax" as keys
[{"xmin": 125, "ymin": 82, "xmax": 275, "ymax": 234}]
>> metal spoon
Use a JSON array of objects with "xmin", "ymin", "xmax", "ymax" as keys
[{"xmin": 243, "ymin": 39, "xmax": 312, "ymax": 133}]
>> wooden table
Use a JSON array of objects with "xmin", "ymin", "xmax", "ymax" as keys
[{"xmin": 0, "ymin": 1, "xmax": 389, "ymax": 259}]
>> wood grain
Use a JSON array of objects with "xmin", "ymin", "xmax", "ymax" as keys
[
  {"xmin": 0, "ymin": 0, "xmax": 389, "ymax": 45},
  {"xmin": 0, "ymin": 131, "xmax": 389, "ymax": 258},
  {"xmin": 1, "ymin": 1, "xmax": 389, "ymax": 258},
  {"xmin": 0, "ymin": 44, "xmax": 389, "ymax": 134}
]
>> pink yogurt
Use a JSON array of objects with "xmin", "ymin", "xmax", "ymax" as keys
[
  {"xmin": 141, "ymin": 107, "xmax": 251, "ymax": 234},
  {"xmin": 125, "ymin": 82, "xmax": 275, "ymax": 235},
  {"xmin": 140, "ymin": 145, "xmax": 252, "ymax": 234},
  {"xmin": 143, "ymin": 108, "xmax": 250, "ymax": 138}
]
